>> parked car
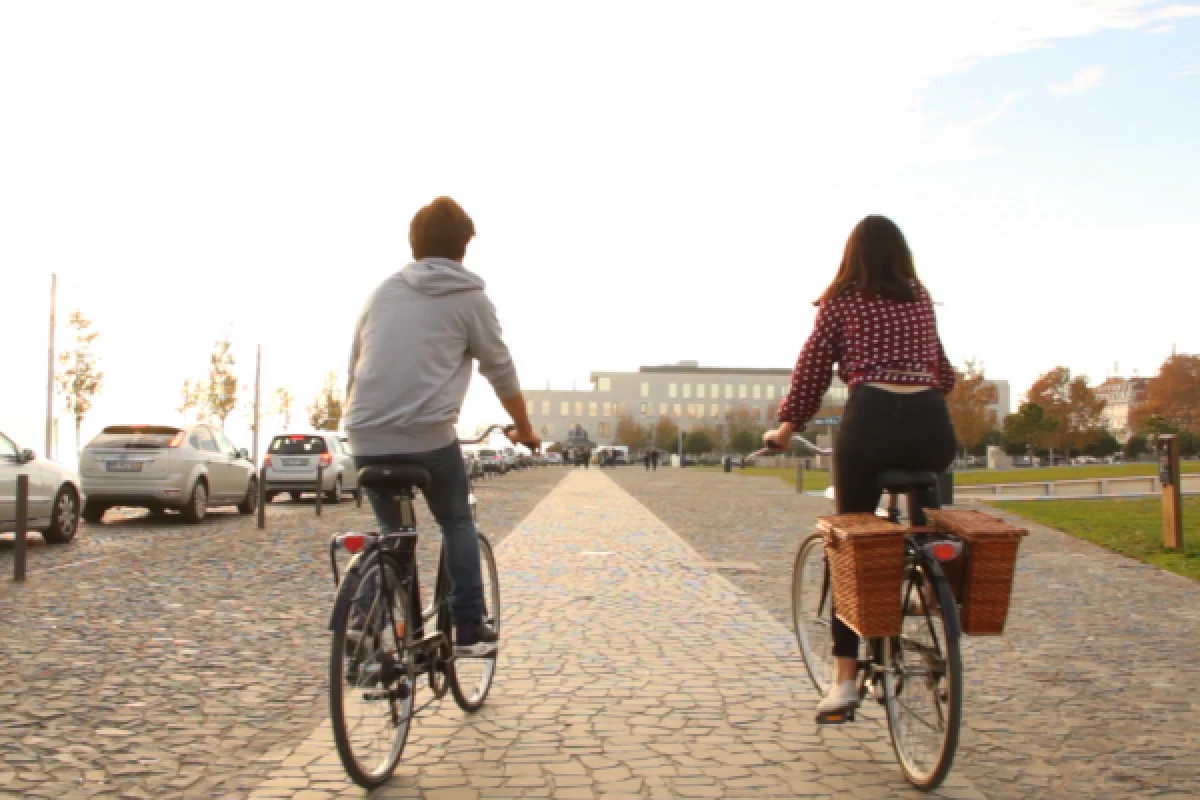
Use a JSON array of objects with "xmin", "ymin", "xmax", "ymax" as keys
[
  {"xmin": 545, "ymin": 452, "xmax": 562, "ymax": 465},
  {"xmin": 80, "ymin": 424, "xmax": 257, "ymax": 523},
  {"xmin": 462, "ymin": 449, "xmax": 482, "ymax": 481},
  {"xmin": 0, "ymin": 430, "xmax": 83, "ymax": 544},
  {"xmin": 263, "ymin": 432, "xmax": 358, "ymax": 503},
  {"xmin": 478, "ymin": 448, "xmax": 507, "ymax": 475},
  {"xmin": 502, "ymin": 447, "xmax": 518, "ymax": 471}
]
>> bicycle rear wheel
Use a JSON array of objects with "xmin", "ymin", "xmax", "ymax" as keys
[
  {"xmin": 883, "ymin": 563, "xmax": 962, "ymax": 791},
  {"xmin": 792, "ymin": 533, "xmax": 835, "ymax": 693},
  {"xmin": 330, "ymin": 554, "xmax": 415, "ymax": 788},
  {"xmin": 447, "ymin": 533, "xmax": 500, "ymax": 712}
]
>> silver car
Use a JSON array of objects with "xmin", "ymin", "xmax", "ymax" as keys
[
  {"xmin": 80, "ymin": 424, "xmax": 258, "ymax": 523},
  {"xmin": 263, "ymin": 432, "xmax": 358, "ymax": 503},
  {"xmin": 0, "ymin": 430, "xmax": 83, "ymax": 544}
]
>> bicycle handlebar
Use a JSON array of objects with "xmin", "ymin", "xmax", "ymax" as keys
[
  {"xmin": 458, "ymin": 424, "xmax": 542, "ymax": 452},
  {"xmin": 748, "ymin": 435, "xmax": 832, "ymax": 460}
]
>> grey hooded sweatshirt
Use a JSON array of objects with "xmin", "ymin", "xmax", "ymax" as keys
[{"xmin": 345, "ymin": 257, "xmax": 520, "ymax": 455}]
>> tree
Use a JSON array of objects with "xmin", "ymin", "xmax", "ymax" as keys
[
  {"xmin": 725, "ymin": 406, "xmax": 765, "ymax": 452},
  {"xmin": 272, "ymin": 387, "xmax": 296, "ymax": 429},
  {"xmin": 684, "ymin": 429, "xmax": 714, "ymax": 455},
  {"xmin": 1133, "ymin": 354, "xmax": 1200, "ymax": 434},
  {"xmin": 1124, "ymin": 433, "xmax": 1149, "ymax": 459},
  {"xmin": 729, "ymin": 429, "xmax": 759, "ymax": 455},
  {"xmin": 1084, "ymin": 432, "xmax": 1121, "ymax": 459},
  {"xmin": 179, "ymin": 336, "xmax": 240, "ymax": 429},
  {"xmin": 615, "ymin": 414, "xmax": 649, "ymax": 451},
  {"xmin": 945, "ymin": 360, "xmax": 998, "ymax": 458},
  {"xmin": 652, "ymin": 417, "xmax": 679, "ymax": 452},
  {"xmin": 56, "ymin": 310, "xmax": 104, "ymax": 459},
  {"xmin": 308, "ymin": 371, "xmax": 345, "ymax": 431},
  {"xmin": 1026, "ymin": 367, "xmax": 1105, "ymax": 458},
  {"xmin": 1003, "ymin": 402, "xmax": 1059, "ymax": 456}
]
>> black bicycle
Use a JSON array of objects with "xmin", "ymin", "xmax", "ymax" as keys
[
  {"xmin": 772, "ymin": 438, "xmax": 964, "ymax": 791},
  {"xmin": 326, "ymin": 425, "xmax": 507, "ymax": 788}
]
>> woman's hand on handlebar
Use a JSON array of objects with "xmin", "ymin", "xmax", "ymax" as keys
[
  {"xmin": 506, "ymin": 425, "xmax": 542, "ymax": 453},
  {"xmin": 763, "ymin": 422, "xmax": 795, "ymax": 452}
]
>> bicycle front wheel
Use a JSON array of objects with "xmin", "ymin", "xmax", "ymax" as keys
[
  {"xmin": 330, "ymin": 554, "xmax": 415, "ymax": 788},
  {"xmin": 447, "ymin": 533, "xmax": 500, "ymax": 712},
  {"xmin": 792, "ymin": 533, "xmax": 835, "ymax": 694},
  {"xmin": 883, "ymin": 563, "xmax": 962, "ymax": 792}
]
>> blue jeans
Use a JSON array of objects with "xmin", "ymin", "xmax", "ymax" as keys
[{"xmin": 354, "ymin": 443, "xmax": 484, "ymax": 623}]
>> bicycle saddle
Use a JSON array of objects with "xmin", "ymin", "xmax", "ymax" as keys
[
  {"xmin": 876, "ymin": 470, "xmax": 939, "ymax": 492},
  {"xmin": 357, "ymin": 465, "xmax": 432, "ymax": 492}
]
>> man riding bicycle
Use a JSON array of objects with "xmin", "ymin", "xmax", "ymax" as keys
[
  {"xmin": 764, "ymin": 215, "xmax": 958, "ymax": 721},
  {"xmin": 344, "ymin": 196, "xmax": 541, "ymax": 656}
]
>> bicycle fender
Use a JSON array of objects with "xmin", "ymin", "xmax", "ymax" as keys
[
  {"xmin": 926, "ymin": 560, "xmax": 962, "ymax": 641},
  {"xmin": 328, "ymin": 552, "xmax": 367, "ymax": 631}
]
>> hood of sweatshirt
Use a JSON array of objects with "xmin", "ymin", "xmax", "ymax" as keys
[{"xmin": 399, "ymin": 257, "xmax": 486, "ymax": 297}]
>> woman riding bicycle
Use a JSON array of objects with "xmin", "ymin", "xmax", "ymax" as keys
[{"xmin": 763, "ymin": 215, "xmax": 958, "ymax": 720}]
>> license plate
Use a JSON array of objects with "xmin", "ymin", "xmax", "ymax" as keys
[
  {"xmin": 106, "ymin": 460, "xmax": 143, "ymax": 472},
  {"xmin": 282, "ymin": 458, "xmax": 308, "ymax": 466}
]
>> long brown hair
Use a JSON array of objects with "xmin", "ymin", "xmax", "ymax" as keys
[{"xmin": 818, "ymin": 215, "xmax": 919, "ymax": 304}]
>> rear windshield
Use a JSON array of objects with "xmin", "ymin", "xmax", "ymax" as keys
[
  {"xmin": 269, "ymin": 435, "xmax": 328, "ymax": 455},
  {"xmin": 479, "ymin": 449, "xmax": 497, "ymax": 457},
  {"xmin": 89, "ymin": 426, "xmax": 181, "ymax": 449}
]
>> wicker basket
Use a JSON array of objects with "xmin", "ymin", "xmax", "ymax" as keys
[
  {"xmin": 817, "ymin": 514, "xmax": 907, "ymax": 638},
  {"xmin": 925, "ymin": 509, "xmax": 1027, "ymax": 635}
]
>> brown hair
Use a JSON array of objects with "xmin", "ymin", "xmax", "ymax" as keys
[
  {"xmin": 410, "ymin": 196, "xmax": 476, "ymax": 261},
  {"xmin": 818, "ymin": 215, "xmax": 919, "ymax": 304}
]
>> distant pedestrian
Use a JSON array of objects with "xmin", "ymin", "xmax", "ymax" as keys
[
  {"xmin": 643, "ymin": 451, "xmax": 651, "ymax": 470},
  {"xmin": 650, "ymin": 449, "xmax": 659, "ymax": 471}
]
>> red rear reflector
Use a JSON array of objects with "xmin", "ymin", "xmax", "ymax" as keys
[
  {"xmin": 263, "ymin": 454, "xmax": 273, "ymax": 467},
  {"xmin": 339, "ymin": 533, "xmax": 366, "ymax": 553},
  {"xmin": 319, "ymin": 452, "xmax": 333, "ymax": 467},
  {"xmin": 931, "ymin": 542, "xmax": 960, "ymax": 562},
  {"xmin": 167, "ymin": 432, "xmax": 186, "ymax": 448},
  {"xmin": 290, "ymin": 435, "xmax": 306, "ymax": 440}
]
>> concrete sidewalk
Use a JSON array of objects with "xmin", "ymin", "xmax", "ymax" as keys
[{"xmin": 250, "ymin": 471, "xmax": 984, "ymax": 799}]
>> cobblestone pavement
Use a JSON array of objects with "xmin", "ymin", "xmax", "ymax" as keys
[
  {"xmin": 611, "ymin": 468, "xmax": 1200, "ymax": 799},
  {"xmin": 249, "ymin": 470, "xmax": 985, "ymax": 799},
  {"xmin": 0, "ymin": 467, "xmax": 563, "ymax": 799}
]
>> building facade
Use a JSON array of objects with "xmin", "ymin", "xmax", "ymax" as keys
[
  {"xmin": 1094, "ymin": 376, "xmax": 1149, "ymax": 443},
  {"xmin": 522, "ymin": 361, "xmax": 848, "ymax": 448}
]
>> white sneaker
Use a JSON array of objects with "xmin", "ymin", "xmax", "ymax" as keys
[{"xmin": 816, "ymin": 680, "xmax": 860, "ymax": 720}]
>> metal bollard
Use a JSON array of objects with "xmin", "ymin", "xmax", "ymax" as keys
[
  {"xmin": 315, "ymin": 464, "xmax": 323, "ymax": 517},
  {"xmin": 355, "ymin": 485, "xmax": 362, "ymax": 508},
  {"xmin": 795, "ymin": 460, "xmax": 804, "ymax": 494},
  {"xmin": 257, "ymin": 466, "xmax": 267, "ymax": 529},
  {"xmin": 14, "ymin": 474, "xmax": 28, "ymax": 582}
]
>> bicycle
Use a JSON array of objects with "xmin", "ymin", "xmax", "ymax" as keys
[
  {"xmin": 325, "ymin": 425, "xmax": 510, "ymax": 788},
  {"xmin": 773, "ymin": 437, "xmax": 964, "ymax": 792}
]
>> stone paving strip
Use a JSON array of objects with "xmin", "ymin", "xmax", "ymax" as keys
[
  {"xmin": 250, "ymin": 470, "xmax": 985, "ymax": 799},
  {"xmin": 612, "ymin": 468, "xmax": 1200, "ymax": 799},
  {"xmin": 0, "ymin": 468, "xmax": 563, "ymax": 800}
]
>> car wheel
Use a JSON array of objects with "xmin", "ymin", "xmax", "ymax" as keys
[
  {"xmin": 237, "ymin": 478, "xmax": 258, "ymax": 515},
  {"xmin": 291, "ymin": 490, "xmax": 304, "ymax": 502},
  {"xmin": 265, "ymin": 491, "xmax": 279, "ymax": 502},
  {"xmin": 82, "ymin": 499, "xmax": 109, "ymax": 524},
  {"xmin": 327, "ymin": 476, "xmax": 343, "ymax": 504},
  {"xmin": 42, "ymin": 487, "xmax": 80, "ymax": 544},
  {"xmin": 181, "ymin": 480, "xmax": 208, "ymax": 524}
]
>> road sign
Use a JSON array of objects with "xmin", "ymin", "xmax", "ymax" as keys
[{"xmin": 811, "ymin": 416, "xmax": 842, "ymax": 426}]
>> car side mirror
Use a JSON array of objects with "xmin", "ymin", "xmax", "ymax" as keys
[
  {"xmin": 19, "ymin": 448, "xmax": 35, "ymax": 463},
  {"xmin": 237, "ymin": 448, "xmax": 250, "ymax": 460}
]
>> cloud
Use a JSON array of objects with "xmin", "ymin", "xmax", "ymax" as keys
[
  {"xmin": 1048, "ymin": 65, "xmax": 1107, "ymax": 94},
  {"xmin": 1149, "ymin": 23, "xmax": 1176, "ymax": 32},
  {"xmin": 1174, "ymin": 64, "xmax": 1200, "ymax": 77}
]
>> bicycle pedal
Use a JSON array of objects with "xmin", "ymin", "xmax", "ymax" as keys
[{"xmin": 815, "ymin": 708, "xmax": 855, "ymax": 725}]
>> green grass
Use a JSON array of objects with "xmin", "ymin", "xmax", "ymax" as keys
[
  {"xmin": 993, "ymin": 497, "xmax": 1200, "ymax": 582},
  {"xmin": 694, "ymin": 465, "xmax": 832, "ymax": 491},
  {"xmin": 954, "ymin": 462, "xmax": 1199, "ymax": 487}
]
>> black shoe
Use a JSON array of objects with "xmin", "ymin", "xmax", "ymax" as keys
[{"xmin": 455, "ymin": 619, "xmax": 498, "ymax": 657}]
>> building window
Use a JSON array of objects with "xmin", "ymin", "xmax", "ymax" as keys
[
  {"xmin": 710, "ymin": 383, "xmax": 718, "ymax": 399},
  {"xmin": 697, "ymin": 384, "xmax": 706, "ymax": 399},
  {"xmin": 560, "ymin": 401, "xmax": 569, "ymax": 416},
  {"xmin": 767, "ymin": 407, "xmax": 777, "ymax": 422},
  {"xmin": 739, "ymin": 384, "xmax": 748, "ymax": 399},
  {"xmin": 640, "ymin": 402, "xmax": 648, "ymax": 415},
  {"xmin": 781, "ymin": 385, "xmax": 788, "ymax": 399},
  {"xmin": 683, "ymin": 383, "xmax": 691, "ymax": 398},
  {"xmin": 527, "ymin": 400, "xmax": 535, "ymax": 415},
  {"xmin": 673, "ymin": 404, "xmax": 682, "ymax": 418},
  {"xmin": 753, "ymin": 406, "xmax": 762, "ymax": 421},
  {"xmin": 725, "ymin": 384, "xmax": 734, "ymax": 399},
  {"xmin": 669, "ymin": 383, "xmax": 678, "ymax": 398},
  {"xmin": 541, "ymin": 400, "xmax": 550, "ymax": 415},
  {"xmin": 589, "ymin": 402, "xmax": 598, "ymax": 417},
  {"xmin": 766, "ymin": 385, "xmax": 775, "ymax": 400},
  {"xmin": 598, "ymin": 422, "xmax": 611, "ymax": 437},
  {"xmin": 640, "ymin": 382, "xmax": 649, "ymax": 397},
  {"xmin": 597, "ymin": 377, "xmax": 611, "ymax": 391},
  {"xmin": 753, "ymin": 385, "xmax": 762, "ymax": 399},
  {"xmin": 603, "ymin": 402, "xmax": 612, "ymax": 417},
  {"xmin": 659, "ymin": 402, "xmax": 668, "ymax": 415},
  {"xmin": 576, "ymin": 401, "xmax": 584, "ymax": 417},
  {"xmin": 709, "ymin": 403, "xmax": 718, "ymax": 418}
]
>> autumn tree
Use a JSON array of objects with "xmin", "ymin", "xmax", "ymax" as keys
[
  {"xmin": 179, "ymin": 335, "xmax": 240, "ymax": 429},
  {"xmin": 1003, "ymin": 402, "xmax": 1059, "ymax": 456},
  {"xmin": 1026, "ymin": 367, "xmax": 1106, "ymax": 457},
  {"xmin": 945, "ymin": 360, "xmax": 998, "ymax": 458},
  {"xmin": 272, "ymin": 386, "xmax": 296, "ymax": 429},
  {"xmin": 56, "ymin": 310, "xmax": 104, "ymax": 459},
  {"xmin": 308, "ymin": 371, "xmax": 345, "ymax": 431},
  {"xmin": 1133, "ymin": 354, "xmax": 1200, "ymax": 434},
  {"xmin": 652, "ymin": 417, "xmax": 679, "ymax": 452},
  {"xmin": 729, "ymin": 429, "xmax": 759, "ymax": 455},
  {"xmin": 684, "ymin": 428, "xmax": 715, "ymax": 455},
  {"xmin": 615, "ymin": 414, "xmax": 649, "ymax": 451}
]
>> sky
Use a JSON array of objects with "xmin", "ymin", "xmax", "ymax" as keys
[{"xmin": 3, "ymin": 0, "xmax": 1199, "ymax": 462}]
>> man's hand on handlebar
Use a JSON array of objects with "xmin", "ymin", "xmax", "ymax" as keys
[
  {"xmin": 506, "ymin": 426, "xmax": 542, "ymax": 453},
  {"xmin": 763, "ymin": 422, "xmax": 795, "ymax": 452}
]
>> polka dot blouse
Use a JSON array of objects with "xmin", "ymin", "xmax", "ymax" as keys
[{"xmin": 778, "ymin": 284, "xmax": 956, "ymax": 427}]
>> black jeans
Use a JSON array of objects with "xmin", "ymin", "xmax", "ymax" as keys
[{"xmin": 830, "ymin": 385, "xmax": 957, "ymax": 658}]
